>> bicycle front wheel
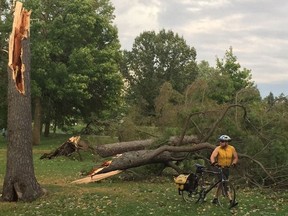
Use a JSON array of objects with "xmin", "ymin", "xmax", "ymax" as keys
[
  {"xmin": 218, "ymin": 181, "xmax": 236, "ymax": 208},
  {"xmin": 181, "ymin": 190, "xmax": 200, "ymax": 203}
]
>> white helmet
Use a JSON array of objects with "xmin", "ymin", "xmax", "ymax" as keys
[{"xmin": 219, "ymin": 135, "xmax": 231, "ymax": 142}]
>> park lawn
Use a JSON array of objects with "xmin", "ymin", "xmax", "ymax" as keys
[{"xmin": 0, "ymin": 135, "xmax": 287, "ymax": 216}]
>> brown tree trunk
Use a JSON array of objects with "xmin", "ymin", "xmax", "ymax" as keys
[
  {"xmin": 95, "ymin": 135, "xmax": 199, "ymax": 157},
  {"xmin": 32, "ymin": 97, "xmax": 41, "ymax": 145},
  {"xmin": 2, "ymin": 2, "xmax": 44, "ymax": 202},
  {"xmin": 44, "ymin": 121, "xmax": 50, "ymax": 137}
]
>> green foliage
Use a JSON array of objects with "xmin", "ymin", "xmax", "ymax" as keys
[
  {"xmin": 212, "ymin": 47, "xmax": 257, "ymax": 103},
  {"xmin": 116, "ymin": 117, "xmax": 161, "ymax": 141},
  {"xmin": 122, "ymin": 29, "xmax": 198, "ymax": 117},
  {"xmin": 155, "ymin": 82, "xmax": 184, "ymax": 127},
  {"xmin": 22, "ymin": 0, "xmax": 124, "ymax": 130},
  {"xmin": 117, "ymin": 117, "xmax": 141, "ymax": 141},
  {"xmin": 216, "ymin": 47, "xmax": 254, "ymax": 91}
]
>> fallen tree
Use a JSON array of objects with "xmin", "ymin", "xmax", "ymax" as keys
[
  {"xmin": 92, "ymin": 105, "xmax": 246, "ymax": 174},
  {"xmin": 95, "ymin": 135, "xmax": 199, "ymax": 157},
  {"xmin": 95, "ymin": 143, "xmax": 214, "ymax": 174},
  {"xmin": 43, "ymin": 104, "xmax": 285, "ymax": 188},
  {"xmin": 40, "ymin": 136, "xmax": 93, "ymax": 160}
]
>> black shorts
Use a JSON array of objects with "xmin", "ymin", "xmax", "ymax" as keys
[{"xmin": 222, "ymin": 167, "xmax": 230, "ymax": 179}]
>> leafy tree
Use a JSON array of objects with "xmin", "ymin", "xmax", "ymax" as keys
[
  {"xmin": 122, "ymin": 29, "xmax": 198, "ymax": 117},
  {"xmin": 214, "ymin": 47, "xmax": 256, "ymax": 103},
  {"xmin": 22, "ymin": 0, "xmax": 123, "ymax": 136},
  {"xmin": 197, "ymin": 60, "xmax": 234, "ymax": 104},
  {"xmin": 197, "ymin": 60, "xmax": 215, "ymax": 79}
]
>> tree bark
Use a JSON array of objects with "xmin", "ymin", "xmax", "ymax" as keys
[
  {"xmin": 2, "ymin": 2, "xmax": 44, "ymax": 202},
  {"xmin": 32, "ymin": 97, "xmax": 41, "ymax": 145},
  {"xmin": 95, "ymin": 135, "xmax": 199, "ymax": 157},
  {"xmin": 44, "ymin": 120, "xmax": 50, "ymax": 137}
]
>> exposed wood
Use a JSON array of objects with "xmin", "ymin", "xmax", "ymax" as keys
[
  {"xmin": 71, "ymin": 170, "xmax": 122, "ymax": 184},
  {"xmin": 8, "ymin": 1, "xmax": 31, "ymax": 94},
  {"xmin": 71, "ymin": 160, "xmax": 122, "ymax": 184},
  {"xmin": 40, "ymin": 136, "xmax": 94, "ymax": 160}
]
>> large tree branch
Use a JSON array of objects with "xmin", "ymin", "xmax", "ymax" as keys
[
  {"xmin": 96, "ymin": 143, "xmax": 215, "ymax": 174},
  {"xmin": 202, "ymin": 104, "xmax": 247, "ymax": 142},
  {"xmin": 177, "ymin": 105, "xmax": 247, "ymax": 145},
  {"xmin": 144, "ymin": 142, "xmax": 215, "ymax": 160},
  {"xmin": 238, "ymin": 153, "xmax": 275, "ymax": 182},
  {"xmin": 95, "ymin": 135, "xmax": 199, "ymax": 157}
]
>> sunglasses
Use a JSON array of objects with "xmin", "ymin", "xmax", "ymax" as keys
[{"xmin": 220, "ymin": 140, "xmax": 228, "ymax": 143}]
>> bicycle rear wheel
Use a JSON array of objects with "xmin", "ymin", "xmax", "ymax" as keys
[
  {"xmin": 218, "ymin": 181, "xmax": 236, "ymax": 208},
  {"xmin": 181, "ymin": 190, "xmax": 200, "ymax": 203}
]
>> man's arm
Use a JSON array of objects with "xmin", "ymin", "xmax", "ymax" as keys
[
  {"xmin": 210, "ymin": 148, "xmax": 219, "ymax": 164},
  {"xmin": 232, "ymin": 147, "xmax": 238, "ymax": 165}
]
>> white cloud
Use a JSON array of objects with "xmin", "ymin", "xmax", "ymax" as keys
[
  {"xmin": 112, "ymin": 0, "xmax": 160, "ymax": 49},
  {"xmin": 111, "ymin": 0, "xmax": 288, "ymax": 96}
]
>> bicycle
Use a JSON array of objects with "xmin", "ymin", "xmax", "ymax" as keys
[{"xmin": 175, "ymin": 164, "xmax": 237, "ymax": 209}]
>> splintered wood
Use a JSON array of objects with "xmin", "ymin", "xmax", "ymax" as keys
[
  {"xmin": 71, "ymin": 169, "xmax": 123, "ymax": 184},
  {"xmin": 8, "ymin": 1, "xmax": 31, "ymax": 94}
]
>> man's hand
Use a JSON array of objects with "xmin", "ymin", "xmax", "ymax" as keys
[
  {"xmin": 231, "ymin": 163, "xmax": 237, "ymax": 168},
  {"xmin": 211, "ymin": 162, "xmax": 218, "ymax": 167}
]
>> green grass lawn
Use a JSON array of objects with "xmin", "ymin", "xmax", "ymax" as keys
[{"xmin": 0, "ymin": 135, "xmax": 287, "ymax": 216}]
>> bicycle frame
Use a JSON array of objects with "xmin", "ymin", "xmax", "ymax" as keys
[{"xmin": 194, "ymin": 165, "xmax": 228, "ymax": 203}]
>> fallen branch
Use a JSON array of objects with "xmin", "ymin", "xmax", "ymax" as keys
[
  {"xmin": 95, "ymin": 135, "xmax": 199, "ymax": 157},
  {"xmin": 97, "ymin": 143, "xmax": 215, "ymax": 174},
  {"xmin": 40, "ymin": 136, "xmax": 92, "ymax": 160},
  {"xmin": 71, "ymin": 170, "xmax": 122, "ymax": 184}
]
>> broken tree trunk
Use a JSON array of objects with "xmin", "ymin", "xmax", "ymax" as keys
[
  {"xmin": 40, "ymin": 136, "xmax": 93, "ymax": 160},
  {"xmin": 95, "ymin": 135, "xmax": 199, "ymax": 157},
  {"xmin": 71, "ymin": 142, "xmax": 213, "ymax": 184},
  {"xmin": 96, "ymin": 143, "xmax": 215, "ymax": 174},
  {"xmin": 2, "ymin": 2, "xmax": 44, "ymax": 202}
]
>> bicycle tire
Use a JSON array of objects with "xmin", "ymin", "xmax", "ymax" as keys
[
  {"xmin": 218, "ymin": 181, "xmax": 236, "ymax": 208},
  {"xmin": 181, "ymin": 190, "xmax": 200, "ymax": 203}
]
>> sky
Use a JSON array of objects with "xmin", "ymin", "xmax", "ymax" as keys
[{"xmin": 110, "ymin": 0, "xmax": 288, "ymax": 98}]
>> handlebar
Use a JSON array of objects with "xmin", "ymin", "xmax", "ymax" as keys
[{"xmin": 195, "ymin": 163, "xmax": 231, "ymax": 175}]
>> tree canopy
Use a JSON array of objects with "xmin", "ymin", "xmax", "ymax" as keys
[
  {"xmin": 24, "ymin": 0, "xmax": 123, "ymax": 133},
  {"xmin": 121, "ymin": 29, "xmax": 198, "ymax": 116}
]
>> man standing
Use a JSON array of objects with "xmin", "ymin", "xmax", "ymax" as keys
[{"xmin": 210, "ymin": 134, "xmax": 238, "ymax": 208}]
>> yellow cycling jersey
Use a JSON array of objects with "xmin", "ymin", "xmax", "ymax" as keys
[{"xmin": 215, "ymin": 145, "xmax": 236, "ymax": 167}]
